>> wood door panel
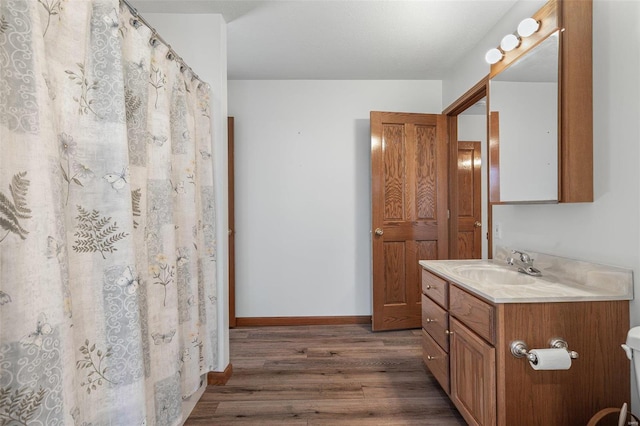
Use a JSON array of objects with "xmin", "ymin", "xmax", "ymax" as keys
[
  {"xmin": 381, "ymin": 240, "xmax": 437, "ymax": 308},
  {"xmin": 383, "ymin": 242, "xmax": 407, "ymax": 304},
  {"xmin": 371, "ymin": 111, "xmax": 447, "ymax": 331},
  {"xmin": 457, "ymin": 149, "xmax": 474, "ymax": 216},
  {"xmin": 383, "ymin": 124, "xmax": 405, "ymax": 221},
  {"xmin": 415, "ymin": 125, "xmax": 437, "ymax": 220},
  {"xmin": 456, "ymin": 141, "xmax": 481, "ymax": 259},
  {"xmin": 383, "ymin": 123, "xmax": 439, "ymax": 222},
  {"xmin": 382, "ymin": 222, "xmax": 439, "ymax": 241},
  {"xmin": 457, "ymin": 232, "xmax": 474, "ymax": 260}
]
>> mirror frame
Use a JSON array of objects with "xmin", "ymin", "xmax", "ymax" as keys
[
  {"xmin": 444, "ymin": 78, "xmax": 490, "ymax": 259},
  {"xmin": 489, "ymin": 0, "xmax": 559, "ymax": 80},
  {"xmin": 488, "ymin": 0, "xmax": 593, "ymax": 204}
]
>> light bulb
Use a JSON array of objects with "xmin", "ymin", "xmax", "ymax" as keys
[
  {"xmin": 485, "ymin": 48, "xmax": 503, "ymax": 65},
  {"xmin": 500, "ymin": 34, "xmax": 521, "ymax": 52},
  {"xmin": 517, "ymin": 18, "xmax": 540, "ymax": 37}
]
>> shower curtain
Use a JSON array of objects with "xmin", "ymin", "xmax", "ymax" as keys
[{"xmin": 0, "ymin": 1, "xmax": 218, "ymax": 425}]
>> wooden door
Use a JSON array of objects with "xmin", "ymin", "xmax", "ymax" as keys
[
  {"xmin": 457, "ymin": 141, "xmax": 482, "ymax": 259},
  {"xmin": 371, "ymin": 112, "xmax": 448, "ymax": 331},
  {"xmin": 228, "ymin": 117, "xmax": 236, "ymax": 328}
]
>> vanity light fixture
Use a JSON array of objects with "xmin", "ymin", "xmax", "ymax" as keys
[
  {"xmin": 485, "ymin": 48, "xmax": 504, "ymax": 65},
  {"xmin": 517, "ymin": 17, "xmax": 541, "ymax": 37},
  {"xmin": 500, "ymin": 34, "xmax": 521, "ymax": 52},
  {"xmin": 485, "ymin": 16, "xmax": 541, "ymax": 64}
]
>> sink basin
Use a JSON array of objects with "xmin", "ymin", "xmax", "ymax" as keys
[{"xmin": 451, "ymin": 264, "xmax": 537, "ymax": 285}]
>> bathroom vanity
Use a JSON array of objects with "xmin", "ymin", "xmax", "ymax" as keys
[{"xmin": 419, "ymin": 254, "xmax": 632, "ymax": 426}]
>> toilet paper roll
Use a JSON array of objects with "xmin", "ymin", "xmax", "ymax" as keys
[{"xmin": 529, "ymin": 348, "xmax": 572, "ymax": 370}]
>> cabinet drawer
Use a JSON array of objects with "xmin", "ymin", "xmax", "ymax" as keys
[
  {"xmin": 422, "ymin": 294, "xmax": 449, "ymax": 352},
  {"xmin": 422, "ymin": 269, "xmax": 449, "ymax": 308},
  {"xmin": 422, "ymin": 329, "xmax": 450, "ymax": 394},
  {"xmin": 449, "ymin": 285, "xmax": 496, "ymax": 345}
]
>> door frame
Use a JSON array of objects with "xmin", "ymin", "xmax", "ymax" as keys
[
  {"xmin": 443, "ymin": 77, "xmax": 492, "ymax": 259},
  {"xmin": 228, "ymin": 117, "xmax": 236, "ymax": 328}
]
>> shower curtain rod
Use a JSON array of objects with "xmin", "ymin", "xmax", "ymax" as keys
[{"xmin": 119, "ymin": 0, "xmax": 208, "ymax": 87}]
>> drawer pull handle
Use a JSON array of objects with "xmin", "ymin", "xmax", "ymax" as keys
[
  {"xmin": 425, "ymin": 285, "xmax": 433, "ymax": 290},
  {"xmin": 426, "ymin": 355, "xmax": 436, "ymax": 360},
  {"xmin": 445, "ymin": 330, "xmax": 454, "ymax": 335},
  {"xmin": 424, "ymin": 318, "xmax": 436, "ymax": 323}
]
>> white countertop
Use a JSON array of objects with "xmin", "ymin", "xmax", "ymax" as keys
[{"xmin": 419, "ymin": 258, "xmax": 633, "ymax": 304}]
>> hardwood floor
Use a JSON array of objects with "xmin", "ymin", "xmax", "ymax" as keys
[{"xmin": 185, "ymin": 324, "xmax": 466, "ymax": 425}]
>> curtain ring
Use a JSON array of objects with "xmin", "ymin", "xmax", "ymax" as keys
[
  {"xmin": 166, "ymin": 50, "xmax": 175, "ymax": 61},
  {"xmin": 149, "ymin": 29, "xmax": 160, "ymax": 47},
  {"xmin": 179, "ymin": 64, "xmax": 187, "ymax": 73},
  {"xmin": 130, "ymin": 18, "xmax": 142, "ymax": 29}
]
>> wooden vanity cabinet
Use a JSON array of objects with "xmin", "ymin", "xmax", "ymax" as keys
[{"xmin": 421, "ymin": 268, "xmax": 630, "ymax": 426}]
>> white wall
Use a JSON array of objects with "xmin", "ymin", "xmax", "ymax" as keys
[
  {"xmin": 229, "ymin": 80, "xmax": 441, "ymax": 317},
  {"xmin": 142, "ymin": 13, "xmax": 230, "ymax": 373},
  {"xmin": 444, "ymin": 0, "xmax": 640, "ymax": 411}
]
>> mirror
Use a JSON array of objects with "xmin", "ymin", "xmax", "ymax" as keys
[
  {"xmin": 458, "ymin": 99, "xmax": 487, "ymax": 259},
  {"xmin": 489, "ymin": 31, "xmax": 559, "ymax": 203}
]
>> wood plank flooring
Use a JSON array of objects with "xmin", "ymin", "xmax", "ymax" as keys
[{"xmin": 185, "ymin": 324, "xmax": 466, "ymax": 425}]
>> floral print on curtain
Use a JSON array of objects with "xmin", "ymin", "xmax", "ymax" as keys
[{"xmin": 0, "ymin": 1, "xmax": 218, "ymax": 425}]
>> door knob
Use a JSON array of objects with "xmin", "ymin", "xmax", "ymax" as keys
[
  {"xmin": 374, "ymin": 228, "xmax": 384, "ymax": 236},
  {"xmin": 474, "ymin": 221, "xmax": 482, "ymax": 228}
]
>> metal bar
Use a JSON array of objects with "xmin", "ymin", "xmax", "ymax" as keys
[{"xmin": 119, "ymin": 0, "xmax": 207, "ymax": 86}]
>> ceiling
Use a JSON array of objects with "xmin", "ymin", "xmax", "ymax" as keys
[{"xmin": 131, "ymin": 0, "xmax": 521, "ymax": 80}]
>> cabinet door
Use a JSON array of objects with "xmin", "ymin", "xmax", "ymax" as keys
[{"xmin": 449, "ymin": 318, "xmax": 496, "ymax": 426}]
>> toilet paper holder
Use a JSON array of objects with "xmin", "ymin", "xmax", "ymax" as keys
[{"xmin": 510, "ymin": 338, "xmax": 579, "ymax": 363}]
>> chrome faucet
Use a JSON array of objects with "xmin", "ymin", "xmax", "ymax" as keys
[{"xmin": 506, "ymin": 250, "xmax": 542, "ymax": 277}]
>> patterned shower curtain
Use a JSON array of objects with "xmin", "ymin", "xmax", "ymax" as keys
[{"xmin": 0, "ymin": 1, "xmax": 218, "ymax": 425}]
